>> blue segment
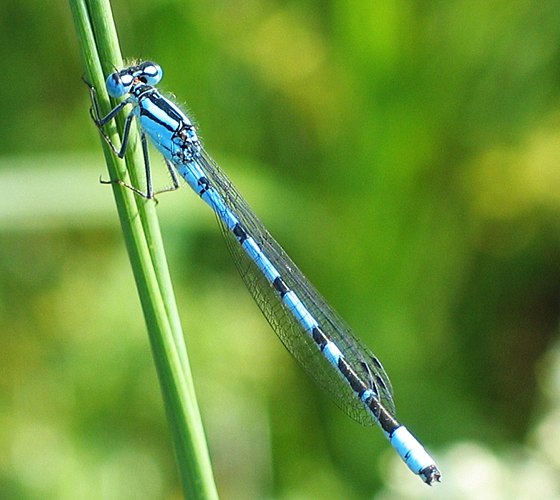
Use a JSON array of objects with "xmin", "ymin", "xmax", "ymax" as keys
[
  {"xmin": 89, "ymin": 61, "xmax": 441, "ymax": 486},
  {"xmin": 282, "ymin": 290, "xmax": 318, "ymax": 332},
  {"xmin": 177, "ymin": 162, "xmax": 206, "ymax": 194},
  {"xmin": 390, "ymin": 426, "xmax": 438, "ymax": 478},
  {"xmin": 360, "ymin": 389, "xmax": 377, "ymax": 402},
  {"xmin": 323, "ymin": 341, "xmax": 342, "ymax": 366}
]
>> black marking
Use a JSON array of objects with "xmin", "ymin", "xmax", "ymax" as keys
[
  {"xmin": 337, "ymin": 357, "xmax": 368, "ymax": 395},
  {"xmin": 311, "ymin": 328, "xmax": 389, "ymax": 423},
  {"xmin": 136, "ymin": 91, "xmax": 182, "ymax": 134},
  {"xmin": 420, "ymin": 465, "xmax": 442, "ymax": 485},
  {"xmin": 139, "ymin": 109, "xmax": 175, "ymax": 134},
  {"xmin": 198, "ymin": 176, "xmax": 210, "ymax": 195},
  {"xmin": 177, "ymin": 142, "xmax": 200, "ymax": 163},
  {"xmin": 273, "ymin": 276, "xmax": 289, "ymax": 297},
  {"xmin": 233, "ymin": 223, "xmax": 248, "ymax": 243},
  {"xmin": 359, "ymin": 361, "xmax": 372, "ymax": 382},
  {"xmin": 370, "ymin": 355, "xmax": 385, "ymax": 373},
  {"xmin": 151, "ymin": 93, "xmax": 185, "ymax": 123},
  {"xmin": 360, "ymin": 359, "xmax": 391, "ymax": 403},
  {"xmin": 326, "ymin": 348, "xmax": 400, "ymax": 431},
  {"xmin": 177, "ymin": 123, "xmax": 197, "ymax": 142},
  {"xmin": 312, "ymin": 326, "xmax": 328, "ymax": 350},
  {"xmin": 367, "ymin": 397, "xmax": 399, "ymax": 433},
  {"xmin": 375, "ymin": 374, "xmax": 390, "ymax": 394}
]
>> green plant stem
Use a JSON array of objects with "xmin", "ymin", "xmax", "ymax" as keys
[{"xmin": 68, "ymin": 1, "xmax": 219, "ymax": 498}]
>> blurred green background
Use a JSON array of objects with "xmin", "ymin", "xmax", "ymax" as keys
[{"xmin": 2, "ymin": 0, "xmax": 560, "ymax": 498}]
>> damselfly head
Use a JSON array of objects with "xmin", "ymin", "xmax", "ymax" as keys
[{"xmin": 105, "ymin": 61, "xmax": 163, "ymax": 98}]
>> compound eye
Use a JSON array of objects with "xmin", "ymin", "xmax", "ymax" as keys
[
  {"xmin": 106, "ymin": 70, "xmax": 134, "ymax": 98},
  {"xmin": 138, "ymin": 61, "xmax": 163, "ymax": 85}
]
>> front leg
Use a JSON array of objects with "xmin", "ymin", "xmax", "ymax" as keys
[{"xmin": 83, "ymin": 77, "xmax": 135, "ymax": 158}]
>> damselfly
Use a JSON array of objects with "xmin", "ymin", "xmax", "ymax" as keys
[{"xmin": 87, "ymin": 61, "xmax": 441, "ymax": 485}]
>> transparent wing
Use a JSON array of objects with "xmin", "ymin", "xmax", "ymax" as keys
[{"xmin": 195, "ymin": 149, "xmax": 396, "ymax": 424}]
